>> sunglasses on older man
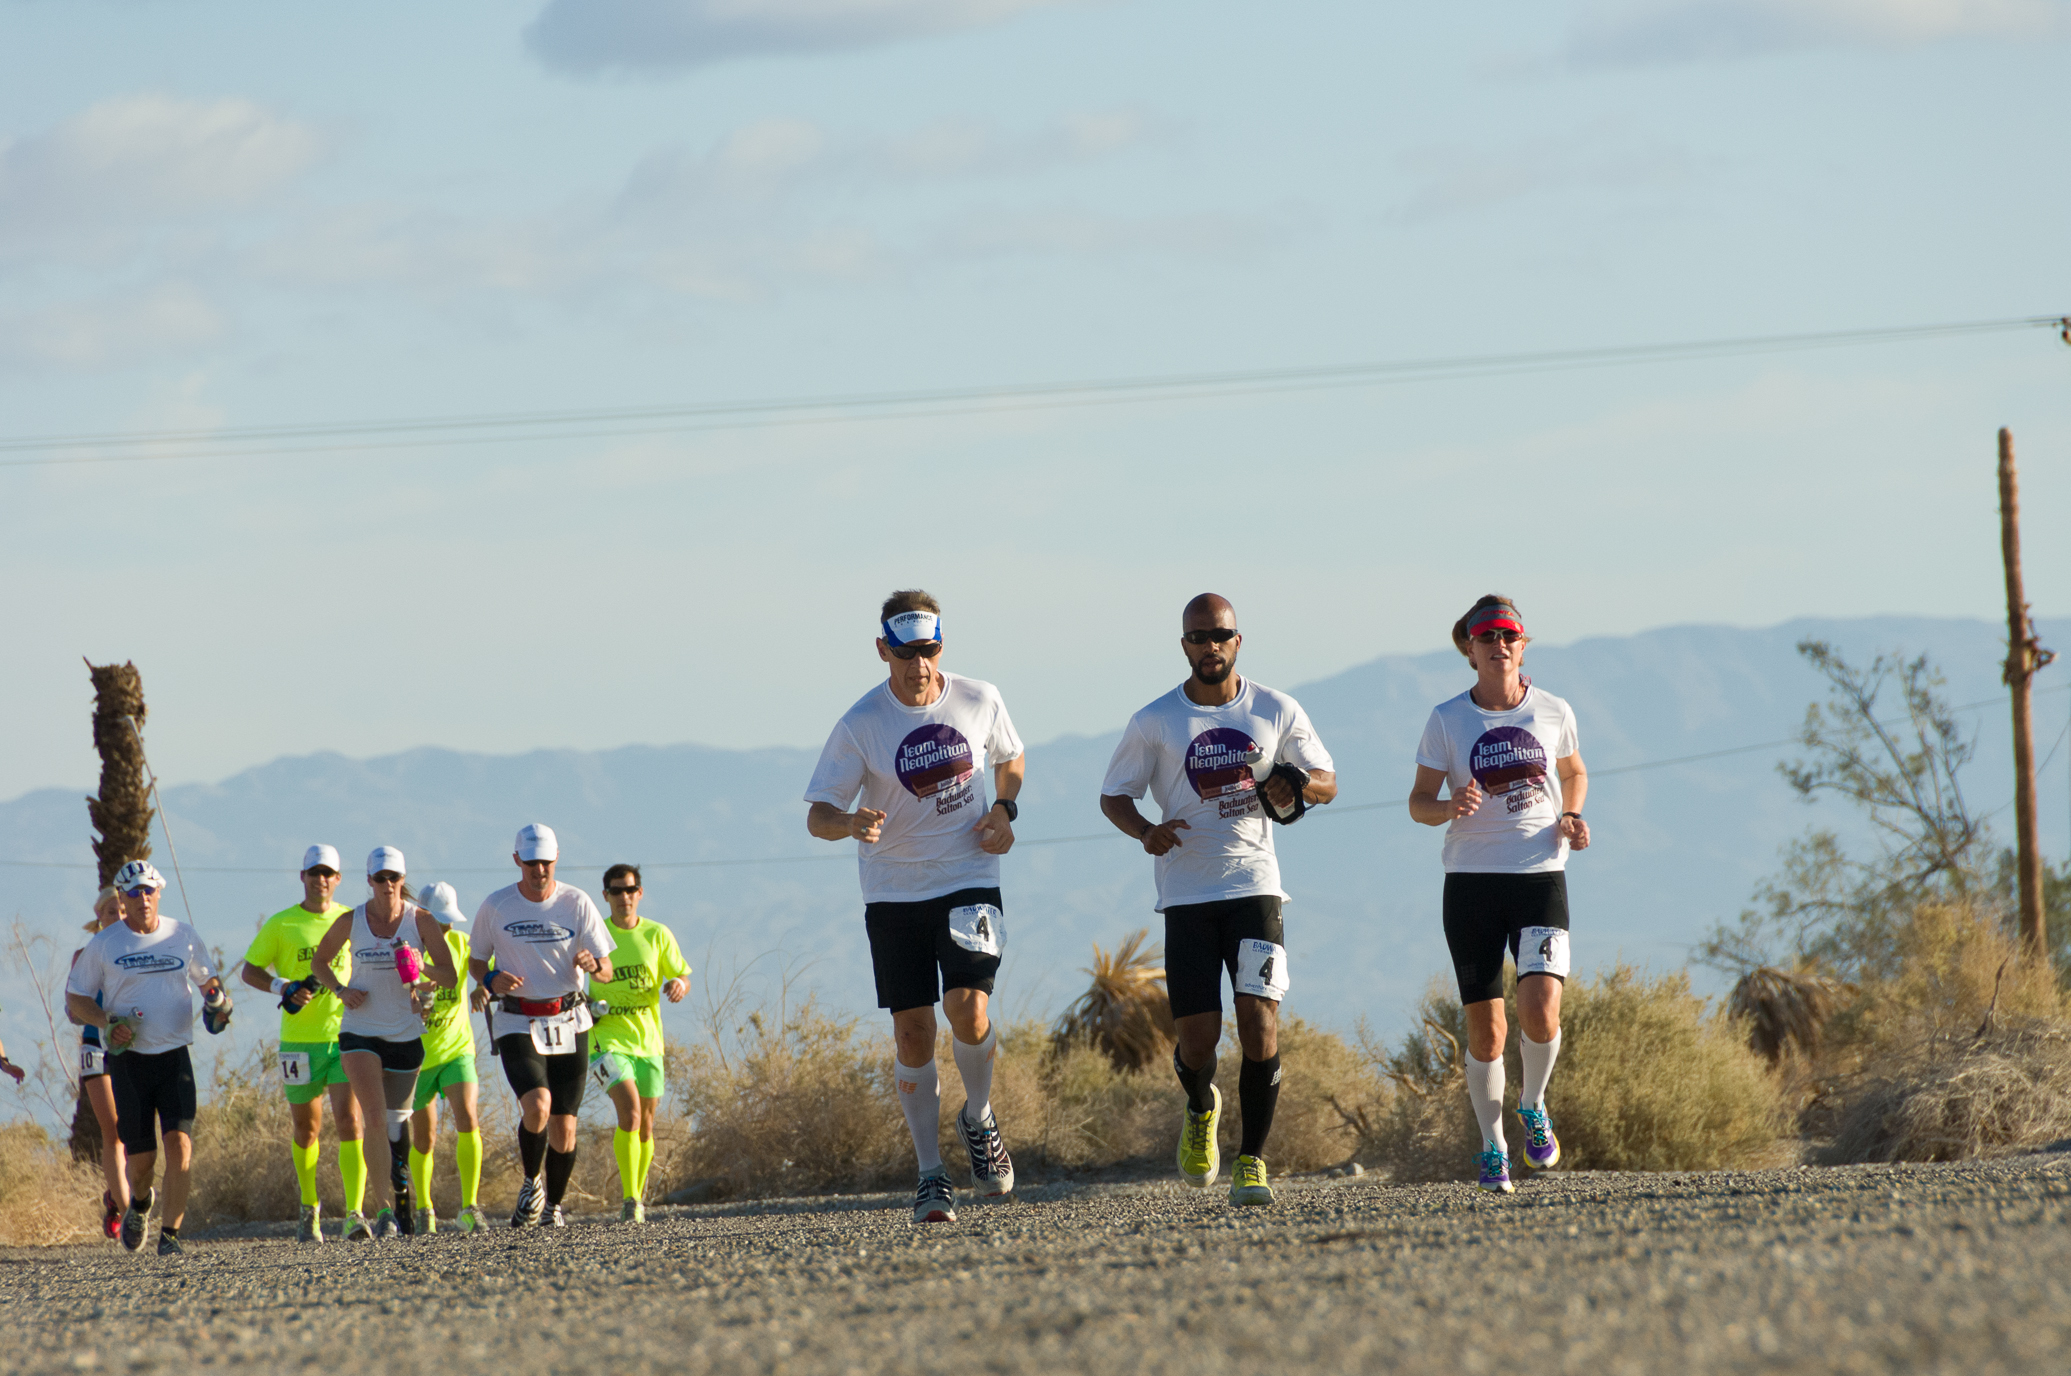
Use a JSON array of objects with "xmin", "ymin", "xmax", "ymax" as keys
[{"xmin": 888, "ymin": 641, "xmax": 942, "ymax": 661}]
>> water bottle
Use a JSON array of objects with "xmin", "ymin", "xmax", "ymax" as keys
[
  {"xmin": 202, "ymin": 984, "xmax": 233, "ymax": 1035},
  {"xmin": 108, "ymin": 1009, "xmax": 142, "ymax": 1055},
  {"xmin": 393, "ymin": 941, "xmax": 423, "ymax": 985}
]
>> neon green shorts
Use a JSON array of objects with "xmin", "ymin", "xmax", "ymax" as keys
[
  {"xmin": 588, "ymin": 1048, "xmax": 664, "ymax": 1100},
  {"xmin": 412, "ymin": 1054, "xmax": 479, "ymax": 1111},
  {"xmin": 279, "ymin": 1041, "xmax": 348, "ymax": 1105}
]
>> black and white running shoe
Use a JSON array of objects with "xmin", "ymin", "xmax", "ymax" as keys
[
  {"xmin": 120, "ymin": 1189, "xmax": 152, "ymax": 1253},
  {"xmin": 547, "ymin": 1204, "xmax": 567, "ymax": 1228},
  {"xmin": 957, "ymin": 1105, "xmax": 1015, "ymax": 1197},
  {"xmin": 511, "ymin": 1175, "xmax": 545, "ymax": 1229},
  {"xmin": 156, "ymin": 1232, "xmax": 184, "ymax": 1258},
  {"xmin": 912, "ymin": 1170, "xmax": 957, "ymax": 1224}
]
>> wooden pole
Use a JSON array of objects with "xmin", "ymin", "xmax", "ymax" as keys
[{"xmin": 1998, "ymin": 429, "xmax": 2049, "ymax": 963}]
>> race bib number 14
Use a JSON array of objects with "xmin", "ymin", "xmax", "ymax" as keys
[{"xmin": 279, "ymin": 1050, "xmax": 311, "ymax": 1086}]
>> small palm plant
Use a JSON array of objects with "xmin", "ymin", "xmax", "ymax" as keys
[{"xmin": 1050, "ymin": 930, "xmax": 1176, "ymax": 1071}]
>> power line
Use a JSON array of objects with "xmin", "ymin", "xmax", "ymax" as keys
[{"xmin": 2, "ymin": 313, "xmax": 2061, "ymax": 472}]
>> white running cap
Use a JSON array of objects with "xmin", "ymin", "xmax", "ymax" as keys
[
  {"xmin": 418, "ymin": 881, "xmax": 466, "ymax": 925},
  {"xmin": 514, "ymin": 823, "xmax": 558, "ymax": 861},
  {"xmin": 367, "ymin": 845, "xmax": 407, "ymax": 877},
  {"xmin": 882, "ymin": 610, "xmax": 942, "ymax": 647},
  {"xmin": 113, "ymin": 859, "xmax": 165, "ymax": 894},
  {"xmin": 301, "ymin": 844, "xmax": 341, "ymax": 874}
]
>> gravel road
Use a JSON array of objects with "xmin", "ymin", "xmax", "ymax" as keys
[{"xmin": 6, "ymin": 1153, "xmax": 2068, "ymax": 1375}]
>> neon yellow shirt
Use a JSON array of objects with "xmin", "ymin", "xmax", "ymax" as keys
[
  {"xmin": 418, "ymin": 928, "xmax": 475, "ymax": 1067},
  {"xmin": 589, "ymin": 916, "xmax": 689, "ymax": 1060},
  {"xmin": 244, "ymin": 902, "xmax": 352, "ymax": 1043}
]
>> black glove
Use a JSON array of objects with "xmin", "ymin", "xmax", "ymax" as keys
[
  {"xmin": 278, "ymin": 975, "xmax": 323, "ymax": 1013},
  {"xmin": 1258, "ymin": 763, "xmax": 1311, "ymax": 825}
]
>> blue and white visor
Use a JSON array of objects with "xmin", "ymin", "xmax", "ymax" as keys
[{"xmin": 882, "ymin": 610, "xmax": 943, "ymax": 647}]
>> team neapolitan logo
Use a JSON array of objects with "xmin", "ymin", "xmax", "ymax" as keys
[
  {"xmin": 896, "ymin": 724, "xmax": 977, "ymax": 816},
  {"xmin": 505, "ymin": 920, "xmax": 575, "ymax": 944},
  {"xmin": 114, "ymin": 952, "xmax": 186, "ymax": 973},
  {"xmin": 1470, "ymin": 726, "xmax": 1550, "ymax": 814},
  {"xmin": 1185, "ymin": 727, "xmax": 1263, "ymax": 820}
]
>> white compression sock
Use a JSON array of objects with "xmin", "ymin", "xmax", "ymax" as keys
[
  {"xmin": 1465, "ymin": 1054, "xmax": 1509, "ymax": 1153},
  {"xmin": 895, "ymin": 1058, "xmax": 943, "ymax": 1173},
  {"xmin": 1519, "ymin": 1029, "xmax": 1562, "ymax": 1110},
  {"xmin": 951, "ymin": 1024, "xmax": 998, "ymax": 1125}
]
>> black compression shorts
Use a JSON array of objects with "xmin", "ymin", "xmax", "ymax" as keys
[
  {"xmin": 108, "ymin": 1046, "xmax": 198, "ymax": 1155},
  {"xmin": 864, "ymin": 887, "xmax": 1004, "ymax": 1013},
  {"xmin": 496, "ymin": 1030, "xmax": 589, "ymax": 1115},
  {"xmin": 338, "ymin": 1032, "xmax": 426, "ymax": 1073},
  {"xmin": 1163, "ymin": 895, "xmax": 1285, "ymax": 1020},
  {"xmin": 1442, "ymin": 871, "xmax": 1571, "ymax": 1005}
]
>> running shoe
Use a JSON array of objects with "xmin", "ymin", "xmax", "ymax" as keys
[
  {"xmin": 1476, "ymin": 1145, "xmax": 1514, "ymax": 1195},
  {"xmin": 1228, "ymin": 1154, "xmax": 1274, "ymax": 1207},
  {"xmin": 342, "ymin": 1211, "xmax": 373, "ymax": 1242},
  {"xmin": 1518, "ymin": 1105, "xmax": 1561, "ymax": 1170},
  {"xmin": 455, "ymin": 1205, "xmax": 487, "ymax": 1234},
  {"xmin": 912, "ymin": 1170, "xmax": 957, "ymax": 1224},
  {"xmin": 101, "ymin": 1191, "xmax": 121, "ymax": 1240},
  {"xmin": 156, "ymin": 1232, "xmax": 183, "ymax": 1259},
  {"xmin": 297, "ymin": 1204, "xmax": 324, "ymax": 1244},
  {"xmin": 957, "ymin": 1105, "xmax": 1016, "ymax": 1198},
  {"xmin": 546, "ymin": 1205, "xmax": 567, "ymax": 1228},
  {"xmin": 620, "ymin": 1199, "xmax": 646, "ymax": 1225},
  {"xmin": 120, "ymin": 1190, "xmax": 152, "ymax": 1253},
  {"xmin": 511, "ymin": 1175, "xmax": 545, "ymax": 1229},
  {"xmin": 1176, "ymin": 1085, "xmax": 1222, "ymax": 1189},
  {"xmin": 372, "ymin": 1209, "xmax": 400, "ymax": 1239},
  {"xmin": 414, "ymin": 1208, "xmax": 437, "ymax": 1235}
]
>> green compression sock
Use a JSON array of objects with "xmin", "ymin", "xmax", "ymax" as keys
[
  {"xmin": 409, "ymin": 1145, "xmax": 434, "ymax": 1205},
  {"xmin": 612, "ymin": 1128, "xmax": 637, "ymax": 1200},
  {"xmin": 291, "ymin": 1140, "xmax": 321, "ymax": 1208},
  {"xmin": 636, "ymin": 1132, "xmax": 656, "ymax": 1199},
  {"xmin": 454, "ymin": 1130, "xmax": 482, "ymax": 1208},
  {"xmin": 338, "ymin": 1139, "xmax": 368, "ymax": 1214}
]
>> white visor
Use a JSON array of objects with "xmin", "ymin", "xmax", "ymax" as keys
[{"xmin": 883, "ymin": 610, "xmax": 942, "ymax": 647}]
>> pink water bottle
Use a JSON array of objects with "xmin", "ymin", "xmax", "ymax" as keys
[{"xmin": 393, "ymin": 941, "xmax": 423, "ymax": 985}]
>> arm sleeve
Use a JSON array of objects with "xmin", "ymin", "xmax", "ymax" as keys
[
  {"xmin": 1556, "ymin": 700, "xmax": 1580, "ymax": 758},
  {"xmin": 803, "ymin": 722, "xmax": 867, "ymax": 807},
  {"xmin": 987, "ymin": 690, "xmax": 1024, "ymax": 766},
  {"xmin": 1276, "ymin": 702, "xmax": 1335, "ymax": 773},
  {"xmin": 242, "ymin": 920, "xmax": 276, "ymax": 971},
  {"xmin": 1414, "ymin": 708, "xmax": 1453, "ymax": 774},
  {"xmin": 1098, "ymin": 714, "xmax": 1154, "ymax": 800}
]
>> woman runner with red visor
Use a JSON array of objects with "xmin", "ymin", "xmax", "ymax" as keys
[{"xmin": 1408, "ymin": 595, "xmax": 1590, "ymax": 1194}]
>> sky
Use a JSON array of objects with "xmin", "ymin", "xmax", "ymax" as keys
[{"xmin": 1, "ymin": 0, "xmax": 2069, "ymax": 805}]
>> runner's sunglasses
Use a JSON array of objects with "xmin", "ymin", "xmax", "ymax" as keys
[
  {"xmin": 1182, "ymin": 628, "xmax": 1238, "ymax": 645},
  {"xmin": 1471, "ymin": 630, "xmax": 1525, "ymax": 644},
  {"xmin": 888, "ymin": 641, "xmax": 942, "ymax": 660},
  {"xmin": 604, "ymin": 885, "xmax": 641, "ymax": 895}
]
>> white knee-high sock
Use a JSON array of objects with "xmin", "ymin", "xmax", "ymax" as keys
[
  {"xmin": 895, "ymin": 1058, "xmax": 943, "ymax": 1173},
  {"xmin": 1465, "ymin": 1054, "xmax": 1508, "ymax": 1152},
  {"xmin": 1519, "ymin": 1030, "xmax": 1562, "ymax": 1110},
  {"xmin": 951, "ymin": 1024, "xmax": 998, "ymax": 1124}
]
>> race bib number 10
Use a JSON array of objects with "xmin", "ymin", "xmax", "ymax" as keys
[
  {"xmin": 279, "ymin": 1050, "xmax": 311, "ymax": 1086},
  {"xmin": 947, "ymin": 903, "xmax": 1004, "ymax": 957},
  {"xmin": 79, "ymin": 1045, "xmax": 106, "ymax": 1078}
]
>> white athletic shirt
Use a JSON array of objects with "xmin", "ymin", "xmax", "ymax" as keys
[
  {"xmin": 804, "ymin": 672, "xmax": 1025, "ymax": 904},
  {"xmin": 65, "ymin": 917, "xmax": 217, "ymax": 1055},
  {"xmin": 471, "ymin": 882, "xmax": 614, "ymax": 1000},
  {"xmin": 1100, "ymin": 677, "xmax": 1335, "ymax": 911},
  {"xmin": 1415, "ymin": 684, "xmax": 1580, "ymax": 873},
  {"xmin": 337, "ymin": 906, "xmax": 425, "ymax": 1042}
]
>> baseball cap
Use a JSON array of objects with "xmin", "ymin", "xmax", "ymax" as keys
[
  {"xmin": 367, "ymin": 845, "xmax": 407, "ymax": 877},
  {"xmin": 113, "ymin": 859, "xmax": 165, "ymax": 894},
  {"xmin": 418, "ymin": 881, "xmax": 466, "ymax": 925},
  {"xmin": 515, "ymin": 823, "xmax": 558, "ymax": 862},
  {"xmin": 301, "ymin": 844, "xmax": 342, "ymax": 874},
  {"xmin": 882, "ymin": 610, "xmax": 942, "ymax": 647}
]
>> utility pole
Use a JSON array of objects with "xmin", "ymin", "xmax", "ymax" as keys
[{"xmin": 1998, "ymin": 429, "xmax": 2052, "ymax": 964}]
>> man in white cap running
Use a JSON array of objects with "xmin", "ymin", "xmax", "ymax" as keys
[
  {"xmin": 241, "ymin": 844, "xmax": 367, "ymax": 1242},
  {"xmin": 805, "ymin": 589, "xmax": 1023, "ymax": 1224},
  {"xmin": 65, "ymin": 860, "xmax": 234, "ymax": 1256},
  {"xmin": 470, "ymin": 824, "xmax": 614, "ymax": 1227}
]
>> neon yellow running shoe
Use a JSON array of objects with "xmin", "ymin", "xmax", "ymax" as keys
[
  {"xmin": 1176, "ymin": 1085, "xmax": 1221, "ymax": 1188},
  {"xmin": 1228, "ymin": 1154, "xmax": 1274, "ymax": 1207}
]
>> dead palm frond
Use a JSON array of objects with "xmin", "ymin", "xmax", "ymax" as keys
[
  {"xmin": 1730, "ymin": 966, "xmax": 1850, "ymax": 1064},
  {"xmin": 1050, "ymin": 930, "xmax": 1176, "ymax": 1071}
]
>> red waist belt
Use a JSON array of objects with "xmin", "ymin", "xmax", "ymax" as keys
[{"xmin": 503, "ymin": 994, "xmax": 576, "ymax": 1017}]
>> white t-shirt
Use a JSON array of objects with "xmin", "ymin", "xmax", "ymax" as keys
[
  {"xmin": 65, "ymin": 918, "xmax": 217, "ymax": 1055},
  {"xmin": 1416, "ymin": 684, "xmax": 1581, "ymax": 873},
  {"xmin": 804, "ymin": 672, "xmax": 1025, "ymax": 904},
  {"xmin": 470, "ymin": 882, "xmax": 614, "ymax": 1000},
  {"xmin": 1099, "ymin": 677, "xmax": 1336, "ymax": 911}
]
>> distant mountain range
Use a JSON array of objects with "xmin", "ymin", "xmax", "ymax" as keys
[{"xmin": 6, "ymin": 615, "xmax": 2065, "ymax": 1099}]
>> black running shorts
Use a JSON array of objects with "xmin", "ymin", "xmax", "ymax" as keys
[
  {"xmin": 1163, "ymin": 894, "xmax": 1284, "ymax": 1020},
  {"xmin": 864, "ymin": 886, "xmax": 1004, "ymax": 1014},
  {"xmin": 496, "ymin": 1030, "xmax": 589, "ymax": 1116},
  {"xmin": 338, "ymin": 1031, "xmax": 426, "ymax": 1073},
  {"xmin": 1442, "ymin": 871, "xmax": 1572, "ymax": 1006},
  {"xmin": 108, "ymin": 1046, "xmax": 198, "ymax": 1155}
]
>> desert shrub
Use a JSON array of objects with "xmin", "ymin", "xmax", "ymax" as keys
[
  {"xmin": 1823, "ymin": 1019, "xmax": 2071, "ymax": 1163},
  {"xmin": 186, "ymin": 1042, "xmax": 303, "ymax": 1224},
  {"xmin": 0, "ymin": 1122, "xmax": 103, "ymax": 1245},
  {"xmin": 1823, "ymin": 901, "xmax": 2061, "ymax": 1064}
]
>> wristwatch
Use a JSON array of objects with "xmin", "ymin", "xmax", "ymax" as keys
[
  {"xmin": 992, "ymin": 798, "xmax": 1019, "ymax": 822},
  {"xmin": 1560, "ymin": 811, "xmax": 1583, "ymax": 820}
]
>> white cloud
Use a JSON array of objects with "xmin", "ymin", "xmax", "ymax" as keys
[
  {"xmin": 1571, "ymin": 0, "xmax": 2067, "ymax": 63},
  {"xmin": 524, "ymin": 0, "xmax": 1090, "ymax": 74},
  {"xmin": 0, "ymin": 94, "xmax": 323, "ymax": 255},
  {"xmin": 0, "ymin": 282, "xmax": 226, "ymax": 368},
  {"xmin": 1392, "ymin": 129, "xmax": 1698, "ymax": 222}
]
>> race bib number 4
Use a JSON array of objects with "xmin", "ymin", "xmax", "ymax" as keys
[
  {"xmin": 79, "ymin": 1045, "xmax": 106, "ymax": 1078},
  {"xmin": 947, "ymin": 903, "xmax": 1004, "ymax": 957},
  {"xmin": 1516, "ymin": 926, "xmax": 1571, "ymax": 979},
  {"xmin": 529, "ymin": 1005, "xmax": 592, "ymax": 1056},
  {"xmin": 279, "ymin": 1050, "xmax": 311, "ymax": 1086},
  {"xmin": 1233, "ymin": 938, "xmax": 1290, "ymax": 1001}
]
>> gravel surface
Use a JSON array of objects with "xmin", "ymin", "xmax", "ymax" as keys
[{"xmin": 6, "ymin": 1153, "xmax": 2069, "ymax": 1375}]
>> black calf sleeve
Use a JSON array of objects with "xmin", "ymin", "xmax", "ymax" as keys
[
  {"xmin": 1173, "ymin": 1044, "xmax": 1217, "ymax": 1115},
  {"xmin": 544, "ymin": 1146, "xmax": 576, "ymax": 1206},
  {"xmin": 518, "ymin": 1125, "xmax": 548, "ymax": 1179},
  {"xmin": 1237, "ymin": 1053, "xmax": 1282, "ymax": 1159}
]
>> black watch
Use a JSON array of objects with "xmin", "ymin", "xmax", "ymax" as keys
[{"xmin": 992, "ymin": 798, "xmax": 1018, "ymax": 822}]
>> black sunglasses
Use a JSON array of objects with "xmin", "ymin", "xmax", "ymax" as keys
[
  {"xmin": 889, "ymin": 642, "xmax": 942, "ymax": 661},
  {"xmin": 604, "ymin": 885, "xmax": 641, "ymax": 896},
  {"xmin": 1182, "ymin": 628, "xmax": 1238, "ymax": 645}
]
